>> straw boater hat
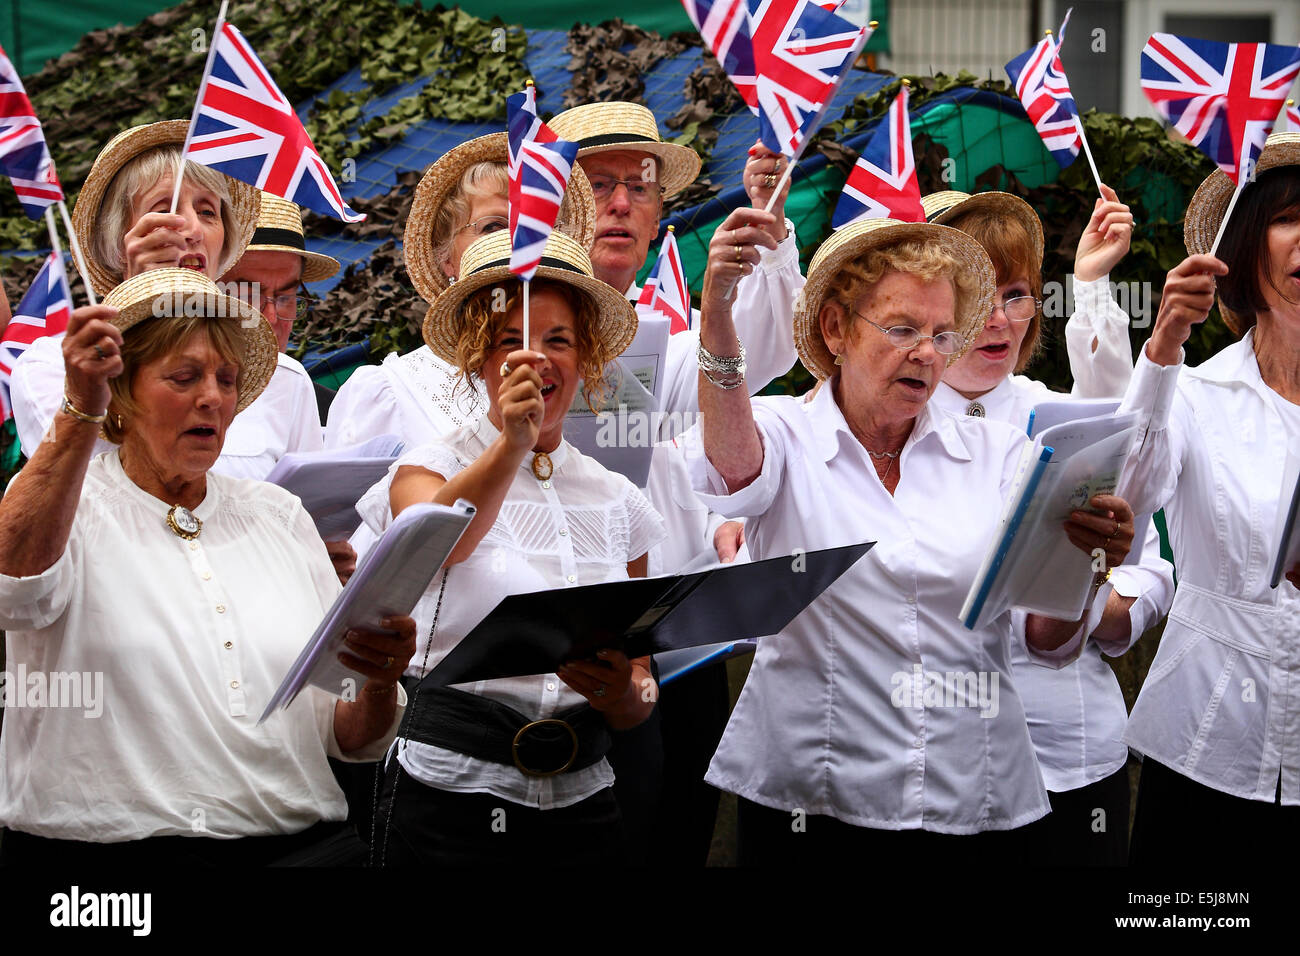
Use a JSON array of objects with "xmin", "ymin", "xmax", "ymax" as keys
[
  {"xmin": 794, "ymin": 218, "xmax": 997, "ymax": 381},
  {"xmin": 244, "ymin": 193, "xmax": 340, "ymax": 282},
  {"xmin": 71, "ymin": 120, "xmax": 262, "ymax": 297},
  {"xmin": 920, "ymin": 190, "xmax": 1045, "ymax": 261},
  {"xmin": 547, "ymin": 102, "xmax": 702, "ymax": 198},
  {"xmin": 102, "ymin": 268, "xmax": 278, "ymax": 413},
  {"xmin": 404, "ymin": 132, "xmax": 598, "ymax": 303},
  {"xmin": 1184, "ymin": 131, "xmax": 1300, "ymax": 255},
  {"xmin": 422, "ymin": 230, "xmax": 637, "ymax": 366}
]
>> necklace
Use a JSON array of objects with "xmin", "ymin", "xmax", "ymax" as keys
[
  {"xmin": 866, "ymin": 449, "xmax": 901, "ymax": 460},
  {"xmin": 530, "ymin": 451, "xmax": 554, "ymax": 481},
  {"xmin": 165, "ymin": 503, "xmax": 202, "ymax": 540}
]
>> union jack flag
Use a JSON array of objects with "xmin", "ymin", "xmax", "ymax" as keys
[
  {"xmin": 1005, "ymin": 8, "xmax": 1081, "ymax": 168},
  {"xmin": 1141, "ymin": 34, "xmax": 1300, "ymax": 184},
  {"xmin": 182, "ymin": 21, "xmax": 363, "ymax": 222},
  {"xmin": 832, "ymin": 85, "xmax": 923, "ymax": 229},
  {"xmin": 1285, "ymin": 99, "xmax": 1300, "ymax": 132},
  {"xmin": 682, "ymin": 0, "xmax": 759, "ymax": 112},
  {"xmin": 0, "ymin": 254, "xmax": 71, "ymax": 421},
  {"xmin": 746, "ymin": 1, "xmax": 873, "ymax": 159},
  {"xmin": 636, "ymin": 227, "xmax": 691, "ymax": 334},
  {"xmin": 507, "ymin": 85, "xmax": 578, "ymax": 281},
  {"xmin": 0, "ymin": 43, "xmax": 63, "ymax": 219}
]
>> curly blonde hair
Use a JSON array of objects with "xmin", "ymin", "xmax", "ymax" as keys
[
  {"xmin": 452, "ymin": 278, "xmax": 616, "ymax": 412},
  {"xmin": 822, "ymin": 240, "xmax": 984, "ymax": 361}
]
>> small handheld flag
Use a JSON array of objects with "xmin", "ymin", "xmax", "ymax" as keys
[
  {"xmin": 506, "ymin": 83, "xmax": 579, "ymax": 283},
  {"xmin": 0, "ymin": 42, "xmax": 64, "ymax": 219},
  {"xmin": 1140, "ymin": 33, "xmax": 1300, "ymax": 185},
  {"xmin": 637, "ymin": 226, "xmax": 691, "ymax": 335},
  {"xmin": 832, "ymin": 81, "xmax": 924, "ymax": 228},
  {"xmin": 681, "ymin": 0, "xmax": 759, "ymax": 112},
  {"xmin": 178, "ymin": 4, "xmax": 364, "ymax": 222},
  {"xmin": 1005, "ymin": 9, "xmax": 1082, "ymax": 169},
  {"xmin": 0, "ymin": 253, "xmax": 72, "ymax": 421},
  {"xmin": 1283, "ymin": 99, "xmax": 1300, "ymax": 132}
]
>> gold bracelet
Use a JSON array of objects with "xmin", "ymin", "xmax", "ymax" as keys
[
  {"xmin": 362, "ymin": 682, "xmax": 396, "ymax": 697},
  {"xmin": 61, "ymin": 395, "xmax": 107, "ymax": 425}
]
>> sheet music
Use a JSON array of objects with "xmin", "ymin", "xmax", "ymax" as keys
[{"xmin": 265, "ymin": 434, "xmax": 405, "ymax": 539}]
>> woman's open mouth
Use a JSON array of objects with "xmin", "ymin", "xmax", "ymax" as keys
[
  {"xmin": 896, "ymin": 376, "xmax": 927, "ymax": 393},
  {"xmin": 976, "ymin": 342, "xmax": 1011, "ymax": 360},
  {"xmin": 178, "ymin": 254, "xmax": 206, "ymax": 271},
  {"xmin": 540, "ymin": 383, "xmax": 558, "ymax": 400},
  {"xmin": 184, "ymin": 426, "xmax": 217, "ymax": 439}
]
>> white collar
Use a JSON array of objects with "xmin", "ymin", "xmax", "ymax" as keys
[
  {"xmin": 930, "ymin": 376, "xmax": 1018, "ymax": 421},
  {"xmin": 105, "ymin": 446, "xmax": 219, "ymax": 521},
  {"xmin": 804, "ymin": 375, "xmax": 973, "ymax": 465},
  {"xmin": 470, "ymin": 411, "xmax": 572, "ymax": 475}
]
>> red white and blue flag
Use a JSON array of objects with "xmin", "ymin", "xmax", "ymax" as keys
[
  {"xmin": 181, "ymin": 21, "xmax": 364, "ymax": 221},
  {"xmin": 1284, "ymin": 99, "xmax": 1300, "ymax": 132},
  {"xmin": 506, "ymin": 85, "xmax": 579, "ymax": 281},
  {"xmin": 1005, "ymin": 8, "xmax": 1081, "ymax": 168},
  {"xmin": 636, "ymin": 228, "xmax": 691, "ymax": 334},
  {"xmin": 0, "ymin": 254, "xmax": 71, "ymax": 420},
  {"xmin": 832, "ymin": 85, "xmax": 923, "ymax": 228},
  {"xmin": 1141, "ymin": 34, "xmax": 1300, "ymax": 184},
  {"xmin": 0, "ymin": 43, "xmax": 63, "ymax": 219},
  {"xmin": 682, "ymin": 0, "xmax": 759, "ymax": 112},
  {"xmin": 746, "ymin": 1, "xmax": 873, "ymax": 159}
]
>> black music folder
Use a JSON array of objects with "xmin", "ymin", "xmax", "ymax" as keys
[{"xmin": 423, "ymin": 541, "xmax": 873, "ymax": 686}]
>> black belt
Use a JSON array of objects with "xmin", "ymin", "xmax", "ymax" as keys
[{"xmin": 397, "ymin": 683, "xmax": 612, "ymax": 778}]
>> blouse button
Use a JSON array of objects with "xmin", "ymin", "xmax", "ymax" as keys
[
  {"xmin": 216, "ymin": 604, "xmax": 226, "ymax": 614},
  {"xmin": 566, "ymin": 574, "xmax": 576, "ymax": 583},
  {"xmin": 541, "ymin": 481, "xmax": 552, "ymax": 490},
  {"xmin": 913, "ymin": 737, "xmax": 924, "ymax": 749},
  {"xmin": 224, "ymin": 641, "xmax": 233, "ymax": 649},
  {"xmin": 546, "ymin": 682, "xmax": 556, "ymax": 691},
  {"xmin": 202, "ymin": 571, "xmax": 212, "ymax": 581},
  {"xmin": 230, "ymin": 680, "xmax": 240, "ymax": 689},
  {"xmin": 189, "ymin": 541, "xmax": 199, "ymax": 552},
  {"xmin": 559, "ymin": 529, "xmax": 568, "ymax": 537}
]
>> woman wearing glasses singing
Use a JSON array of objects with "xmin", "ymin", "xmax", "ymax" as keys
[
  {"xmin": 683, "ymin": 217, "xmax": 1140, "ymax": 864},
  {"xmin": 924, "ymin": 189, "xmax": 1174, "ymax": 865}
]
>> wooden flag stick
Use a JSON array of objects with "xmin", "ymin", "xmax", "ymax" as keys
[
  {"xmin": 1074, "ymin": 113, "xmax": 1105, "ymax": 198},
  {"xmin": 523, "ymin": 277, "xmax": 530, "ymax": 351},
  {"xmin": 1209, "ymin": 177, "xmax": 1247, "ymax": 258},
  {"xmin": 55, "ymin": 200, "xmax": 97, "ymax": 307},
  {"xmin": 41, "ymin": 208, "xmax": 73, "ymax": 307},
  {"xmin": 171, "ymin": 0, "xmax": 229, "ymax": 214}
]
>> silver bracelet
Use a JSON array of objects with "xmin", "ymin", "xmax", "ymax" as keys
[
  {"xmin": 701, "ymin": 367, "xmax": 746, "ymax": 390},
  {"xmin": 697, "ymin": 339, "xmax": 746, "ymax": 376}
]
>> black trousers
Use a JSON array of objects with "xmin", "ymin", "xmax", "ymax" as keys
[
  {"xmin": 1129, "ymin": 757, "xmax": 1299, "ymax": 866},
  {"xmin": 736, "ymin": 797, "xmax": 1033, "ymax": 866},
  {"xmin": 0, "ymin": 820, "xmax": 365, "ymax": 867},
  {"xmin": 370, "ymin": 763, "xmax": 627, "ymax": 867},
  {"xmin": 1023, "ymin": 763, "xmax": 1131, "ymax": 866}
]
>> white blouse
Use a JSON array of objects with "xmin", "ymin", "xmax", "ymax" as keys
[
  {"xmin": 356, "ymin": 412, "xmax": 666, "ymax": 810},
  {"xmin": 931, "ymin": 376, "xmax": 1175, "ymax": 792},
  {"xmin": 1119, "ymin": 331, "xmax": 1300, "ymax": 804},
  {"xmin": 10, "ymin": 335, "xmax": 324, "ymax": 480},
  {"xmin": 682, "ymin": 384, "xmax": 1073, "ymax": 833},
  {"xmin": 0, "ymin": 451, "xmax": 402, "ymax": 842}
]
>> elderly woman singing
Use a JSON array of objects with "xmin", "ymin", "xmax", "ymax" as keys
[
  {"xmin": 685, "ymin": 218, "xmax": 1138, "ymax": 864},
  {"xmin": 0, "ymin": 270, "xmax": 416, "ymax": 866},
  {"xmin": 1118, "ymin": 132, "xmax": 1300, "ymax": 864}
]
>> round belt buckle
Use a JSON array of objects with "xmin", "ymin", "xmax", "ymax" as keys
[{"xmin": 511, "ymin": 718, "xmax": 579, "ymax": 777}]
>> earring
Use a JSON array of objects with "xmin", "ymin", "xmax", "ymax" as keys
[
  {"xmin": 833, "ymin": 353, "xmax": 844, "ymax": 366},
  {"xmin": 116, "ymin": 414, "xmax": 123, "ymax": 430}
]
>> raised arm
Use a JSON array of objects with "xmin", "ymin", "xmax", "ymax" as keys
[
  {"xmin": 0, "ymin": 305, "xmax": 121, "ymax": 577},
  {"xmin": 388, "ymin": 349, "xmax": 543, "ymax": 565},
  {"xmin": 1065, "ymin": 183, "xmax": 1136, "ymax": 397}
]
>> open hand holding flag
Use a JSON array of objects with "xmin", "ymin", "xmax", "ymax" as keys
[{"xmin": 832, "ymin": 81, "xmax": 924, "ymax": 229}]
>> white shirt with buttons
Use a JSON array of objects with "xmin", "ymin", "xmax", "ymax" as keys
[
  {"xmin": 1119, "ymin": 330, "xmax": 1300, "ymax": 804},
  {"xmin": 356, "ymin": 412, "xmax": 666, "ymax": 810},
  {"xmin": 681, "ymin": 384, "xmax": 1062, "ymax": 833},
  {"xmin": 0, "ymin": 449, "xmax": 402, "ymax": 842}
]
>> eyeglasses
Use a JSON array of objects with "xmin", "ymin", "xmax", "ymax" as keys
[
  {"xmin": 586, "ymin": 175, "xmax": 664, "ymax": 204},
  {"xmin": 238, "ymin": 288, "xmax": 314, "ymax": 321},
  {"xmin": 456, "ymin": 215, "xmax": 508, "ymax": 238},
  {"xmin": 856, "ymin": 314, "xmax": 966, "ymax": 355},
  {"xmin": 992, "ymin": 295, "xmax": 1041, "ymax": 323}
]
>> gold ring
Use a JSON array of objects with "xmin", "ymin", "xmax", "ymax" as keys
[
  {"xmin": 764, "ymin": 172, "xmax": 777, "ymax": 188},
  {"xmin": 734, "ymin": 244, "xmax": 742, "ymax": 263},
  {"xmin": 384, "ymin": 656, "xmax": 394, "ymax": 669},
  {"xmin": 500, "ymin": 361, "xmax": 511, "ymax": 377}
]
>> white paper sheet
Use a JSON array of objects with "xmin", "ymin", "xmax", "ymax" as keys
[{"xmin": 265, "ymin": 434, "xmax": 405, "ymax": 539}]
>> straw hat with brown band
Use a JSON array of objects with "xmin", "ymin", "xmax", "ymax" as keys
[
  {"xmin": 794, "ymin": 218, "xmax": 997, "ymax": 381},
  {"xmin": 71, "ymin": 120, "xmax": 262, "ymax": 297},
  {"xmin": 422, "ymin": 230, "xmax": 637, "ymax": 367},
  {"xmin": 404, "ymin": 132, "xmax": 598, "ymax": 303},
  {"xmin": 244, "ymin": 193, "xmax": 340, "ymax": 282},
  {"xmin": 920, "ymin": 189, "xmax": 1045, "ymax": 261},
  {"xmin": 101, "ymin": 267, "xmax": 279, "ymax": 414},
  {"xmin": 547, "ymin": 102, "xmax": 703, "ymax": 198},
  {"xmin": 1183, "ymin": 132, "xmax": 1300, "ymax": 334}
]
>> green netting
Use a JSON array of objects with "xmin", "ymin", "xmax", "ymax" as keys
[{"xmin": 911, "ymin": 101, "xmax": 1061, "ymax": 192}]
